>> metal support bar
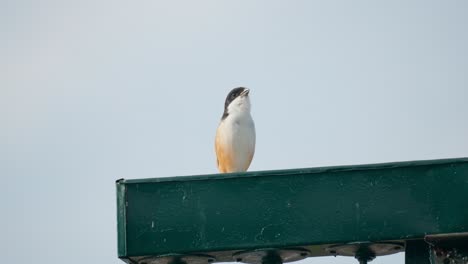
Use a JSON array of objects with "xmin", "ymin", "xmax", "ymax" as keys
[
  {"xmin": 426, "ymin": 233, "xmax": 468, "ymax": 264},
  {"xmin": 405, "ymin": 240, "xmax": 430, "ymax": 264}
]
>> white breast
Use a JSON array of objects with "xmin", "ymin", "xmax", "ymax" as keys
[{"xmin": 219, "ymin": 112, "xmax": 256, "ymax": 171}]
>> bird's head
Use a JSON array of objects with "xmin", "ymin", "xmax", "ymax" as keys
[{"xmin": 222, "ymin": 87, "xmax": 251, "ymax": 119}]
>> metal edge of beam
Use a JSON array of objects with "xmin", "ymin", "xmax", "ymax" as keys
[
  {"xmin": 119, "ymin": 157, "xmax": 468, "ymax": 184},
  {"xmin": 116, "ymin": 179, "xmax": 129, "ymax": 261}
]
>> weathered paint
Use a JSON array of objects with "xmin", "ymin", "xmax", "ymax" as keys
[{"xmin": 116, "ymin": 158, "xmax": 468, "ymax": 263}]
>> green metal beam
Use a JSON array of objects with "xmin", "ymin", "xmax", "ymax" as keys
[{"xmin": 116, "ymin": 158, "xmax": 468, "ymax": 263}]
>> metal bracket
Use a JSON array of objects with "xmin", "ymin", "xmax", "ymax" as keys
[
  {"xmin": 232, "ymin": 248, "xmax": 310, "ymax": 264},
  {"xmin": 137, "ymin": 254, "xmax": 216, "ymax": 264},
  {"xmin": 326, "ymin": 242, "xmax": 404, "ymax": 264},
  {"xmin": 425, "ymin": 233, "xmax": 468, "ymax": 264}
]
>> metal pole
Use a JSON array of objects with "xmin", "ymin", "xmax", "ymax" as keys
[
  {"xmin": 261, "ymin": 252, "xmax": 283, "ymax": 264},
  {"xmin": 405, "ymin": 240, "xmax": 431, "ymax": 264}
]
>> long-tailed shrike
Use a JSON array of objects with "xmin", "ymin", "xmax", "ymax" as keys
[{"xmin": 215, "ymin": 87, "xmax": 256, "ymax": 173}]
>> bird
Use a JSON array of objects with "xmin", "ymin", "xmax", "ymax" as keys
[{"xmin": 215, "ymin": 87, "xmax": 256, "ymax": 173}]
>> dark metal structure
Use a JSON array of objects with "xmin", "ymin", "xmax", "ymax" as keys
[{"xmin": 116, "ymin": 158, "xmax": 468, "ymax": 264}]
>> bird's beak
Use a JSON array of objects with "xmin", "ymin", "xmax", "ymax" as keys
[{"xmin": 241, "ymin": 88, "xmax": 250, "ymax": 96}]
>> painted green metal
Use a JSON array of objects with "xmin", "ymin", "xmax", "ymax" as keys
[
  {"xmin": 116, "ymin": 178, "xmax": 127, "ymax": 258},
  {"xmin": 116, "ymin": 158, "xmax": 468, "ymax": 263}
]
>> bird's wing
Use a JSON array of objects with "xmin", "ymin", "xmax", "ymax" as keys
[{"xmin": 215, "ymin": 124, "xmax": 232, "ymax": 173}]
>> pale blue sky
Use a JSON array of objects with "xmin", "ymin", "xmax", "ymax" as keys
[{"xmin": 2, "ymin": 1, "xmax": 467, "ymax": 264}]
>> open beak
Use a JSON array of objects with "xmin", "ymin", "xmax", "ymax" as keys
[{"xmin": 241, "ymin": 88, "xmax": 250, "ymax": 96}]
